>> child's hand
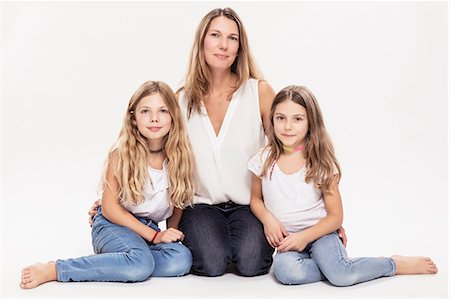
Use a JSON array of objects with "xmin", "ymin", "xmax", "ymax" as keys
[
  {"xmin": 88, "ymin": 199, "xmax": 101, "ymax": 227},
  {"xmin": 277, "ymin": 232, "xmax": 308, "ymax": 252},
  {"xmin": 337, "ymin": 226, "xmax": 347, "ymax": 247},
  {"xmin": 263, "ymin": 214, "xmax": 288, "ymax": 248},
  {"xmin": 153, "ymin": 228, "xmax": 185, "ymax": 244}
]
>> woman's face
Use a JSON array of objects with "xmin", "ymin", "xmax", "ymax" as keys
[{"xmin": 203, "ymin": 16, "xmax": 239, "ymax": 72}]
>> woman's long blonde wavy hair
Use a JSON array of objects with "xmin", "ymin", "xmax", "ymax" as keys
[
  {"xmin": 102, "ymin": 81, "xmax": 196, "ymax": 209},
  {"xmin": 181, "ymin": 7, "xmax": 263, "ymax": 118},
  {"xmin": 261, "ymin": 85, "xmax": 341, "ymax": 192}
]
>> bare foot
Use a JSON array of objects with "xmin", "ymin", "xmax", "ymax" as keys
[
  {"xmin": 391, "ymin": 255, "xmax": 438, "ymax": 275},
  {"xmin": 20, "ymin": 262, "xmax": 57, "ymax": 289}
]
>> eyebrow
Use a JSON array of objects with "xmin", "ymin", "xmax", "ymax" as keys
[
  {"xmin": 275, "ymin": 112, "xmax": 305, "ymax": 117},
  {"xmin": 209, "ymin": 29, "xmax": 239, "ymax": 37},
  {"xmin": 138, "ymin": 105, "xmax": 168, "ymax": 109}
]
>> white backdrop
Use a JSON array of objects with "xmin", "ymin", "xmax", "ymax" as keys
[{"xmin": 2, "ymin": 1, "xmax": 448, "ymax": 298}]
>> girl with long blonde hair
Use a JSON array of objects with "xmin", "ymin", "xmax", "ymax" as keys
[
  {"xmin": 249, "ymin": 85, "xmax": 437, "ymax": 286},
  {"xmin": 20, "ymin": 81, "xmax": 195, "ymax": 289}
]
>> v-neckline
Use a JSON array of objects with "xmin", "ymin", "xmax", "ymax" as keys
[{"xmin": 200, "ymin": 86, "xmax": 242, "ymax": 149}]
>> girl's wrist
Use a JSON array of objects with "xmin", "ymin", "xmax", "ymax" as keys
[
  {"xmin": 261, "ymin": 211, "xmax": 274, "ymax": 223},
  {"xmin": 150, "ymin": 231, "xmax": 160, "ymax": 244}
]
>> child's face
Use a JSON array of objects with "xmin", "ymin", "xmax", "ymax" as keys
[
  {"xmin": 133, "ymin": 93, "xmax": 172, "ymax": 145},
  {"xmin": 273, "ymin": 100, "xmax": 309, "ymax": 148},
  {"xmin": 203, "ymin": 16, "xmax": 239, "ymax": 71}
]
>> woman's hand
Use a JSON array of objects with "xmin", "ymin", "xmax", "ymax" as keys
[
  {"xmin": 263, "ymin": 213, "xmax": 288, "ymax": 248},
  {"xmin": 153, "ymin": 227, "xmax": 185, "ymax": 244},
  {"xmin": 277, "ymin": 231, "xmax": 309, "ymax": 252},
  {"xmin": 88, "ymin": 199, "xmax": 101, "ymax": 226}
]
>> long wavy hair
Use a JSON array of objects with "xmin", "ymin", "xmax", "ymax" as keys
[
  {"xmin": 102, "ymin": 81, "xmax": 196, "ymax": 209},
  {"xmin": 181, "ymin": 7, "xmax": 263, "ymax": 118},
  {"xmin": 261, "ymin": 85, "xmax": 341, "ymax": 192}
]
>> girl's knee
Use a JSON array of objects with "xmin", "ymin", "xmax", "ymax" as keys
[
  {"xmin": 164, "ymin": 243, "xmax": 193, "ymax": 276},
  {"xmin": 324, "ymin": 271, "xmax": 360, "ymax": 287},
  {"xmin": 123, "ymin": 249, "xmax": 155, "ymax": 282},
  {"xmin": 273, "ymin": 254, "xmax": 304, "ymax": 285},
  {"xmin": 273, "ymin": 253, "xmax": 323, "ymax": 285},
  {"xmin": 274, "ymin": 265, "xmax": 311, "ymax": 285}
]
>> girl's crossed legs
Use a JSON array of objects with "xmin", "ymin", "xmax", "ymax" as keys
[{"xmin": 273, "ymin": 232, "xmax": 437, "ymax": 286}]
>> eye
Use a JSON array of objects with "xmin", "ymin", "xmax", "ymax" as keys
[
  {"xmin": 229, "ymin": 36, "xmax": 239, "ymax": 41},
  {"xmin": 140, "ymin": 109, "xmax": 149, "ymax": 114},
  {"xmin": 275, "ymin": 115, "xmax": 285, "ymax": 120},
  {"xmin": 294, "ymin": 117, "xmax": 302, "ymax": 122},
  {"xmin": 211, "ymin": 32, "xmax": 219, "ymax": 37},
  {"xmin": 160, "ymin": 108, "xmax": 169, "ymax": 114}
]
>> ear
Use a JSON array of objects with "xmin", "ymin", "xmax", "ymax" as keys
[{"xmin": 132, "ymin": 120, "xmax": 137, "ymax": 126}]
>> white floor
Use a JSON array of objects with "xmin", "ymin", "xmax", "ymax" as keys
[{"xmin": 4, "ymin": 265, "xmax": 448, "ymax": 298}]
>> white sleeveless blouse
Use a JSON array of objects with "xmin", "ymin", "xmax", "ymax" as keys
[
  {"xmin": 126, "ymin": 162, "xmax": 173, "ymax": 223},
  {"xmin": 179, "ymin": 79, "xmax": 265, "ymax": 205}
]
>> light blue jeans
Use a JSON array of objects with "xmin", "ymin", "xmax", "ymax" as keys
[
  {"xmin": 273, "ymin": 232, "xmax": 396, "ymax": 286},
  {"xmin": 55, "ymin": 207, "xmax": 192, "ymax": 282}
]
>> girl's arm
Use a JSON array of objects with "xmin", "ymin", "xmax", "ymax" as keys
[
  {"xmin": 102, "ymin": 157, "xmax": 184, "ymax": 244},
  {"xmin": 258, "ymin": 80, "xmax": 276, "ymax": 134},
  {"xmin": 250, "ymin": 174, "xmax": 288, "ymax": 248},
  {"xmin": 277, "ymin": 176, "xmax": 343, "ymax": 252}
]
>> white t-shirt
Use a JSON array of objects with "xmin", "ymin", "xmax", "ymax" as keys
[
  {"xmin": 179, "ymin": 79, "xmax": 265, "ymax": 205},
  {"xmin": 248, "ymin": 148, "xmax": 327, "ymax": 234},
  {"xmin": 126, "ymin": 162, "xmax": 173, "ymax": 223}
]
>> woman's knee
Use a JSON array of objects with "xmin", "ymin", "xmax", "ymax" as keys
[
  {"xmin": 193, "ymin": 249, "xmax": 228, "ymax": 277},
  {"xmin": 234, "ymin": 250, "xmax": 272, "ymax": 277},
  {"xmin": 231, "ymin": 214, "xmax": 274, "ymax": 276}
]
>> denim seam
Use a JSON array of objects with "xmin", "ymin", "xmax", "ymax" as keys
[
  {"xmin": 332, "ymin": 233, "xmax": 349, "ymax": 264},
  {"xmin": 55, "ymin": 260, "xmax": 64, "ymax": 281},
  {"xmin": 387, "ymin": 257, "xmax": 396, "ymax": 276}
]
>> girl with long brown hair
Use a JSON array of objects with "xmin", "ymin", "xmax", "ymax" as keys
[{"xmin": 249, "ymin": 85, "xmax": 437, "ymax": 286}]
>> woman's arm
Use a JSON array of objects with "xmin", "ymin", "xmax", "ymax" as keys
[
  {"xmin": 166, "ymin": 207, "xmax": 183, "ymax": 229},
  {"xmin": 250, "ymin": 174, "xmax": 287, "ymax": 247},
  {"xmin": 277, "ymin": 177, "xmax": 343, "ymax": 252},
  {"xmin": 258, "ymin": 80, "xmax": 276, "ymax": 134}
]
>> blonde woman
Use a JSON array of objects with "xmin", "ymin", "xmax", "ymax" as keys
[
  {"xmin": 248, "ymin": 85, "xmax": 437, "ymax": 286},
  {"xmin": 20, "ymin": 81, "xmax": 195, "ymax": 289},
  {"xmin": 169, "ymin": 7, "xmax": 275, "ymax": 277}
]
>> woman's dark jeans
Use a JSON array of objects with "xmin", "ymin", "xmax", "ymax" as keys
[{"xmin": 179, "ymin": 202, "xmax": 274, "ymax": 277}]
